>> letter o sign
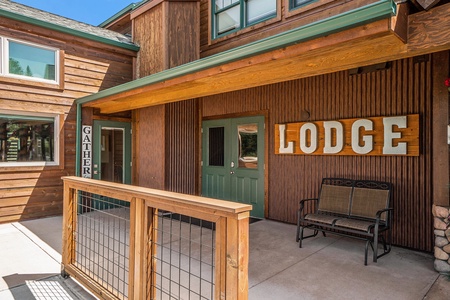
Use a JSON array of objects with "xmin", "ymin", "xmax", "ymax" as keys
[{"xmin": 300, "ymin": 123, "xmax": 318, "ymax": 154}]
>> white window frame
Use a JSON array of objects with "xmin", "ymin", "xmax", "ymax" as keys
[
  {"xmin": 0, "ymin": 36, "xmax": 60, "ymax": 85},
  {"xmin": 0, "ymin": 110, "xmax": 60, "ymax": 167}
]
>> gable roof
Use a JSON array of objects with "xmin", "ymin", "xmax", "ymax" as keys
[{"xmin": 0, "ymin": 0, "xmax": 139, "ymax": 51}]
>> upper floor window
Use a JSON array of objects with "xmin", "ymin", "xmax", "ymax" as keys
[
  {"xmin": 213, "ymin": 0, "xmax": 277, "ymax": 38},
  {"xmin": 0, "ymin": 111, "xmax": 60, "ymax": 167},
  {"xmin": 290, "ymin": 0, "xmax": 315, "ymax": 10},
  {"xmin": 1, "ymin": 37, "xmax": 59, "ymax": 84}
]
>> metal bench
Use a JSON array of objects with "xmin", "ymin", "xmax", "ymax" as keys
[{"xmin": 296, "ymin": 178, "xmax": 393, "ymax": 265}]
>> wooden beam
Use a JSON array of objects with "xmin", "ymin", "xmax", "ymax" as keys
[
  {"xmin": 415, "ymin": 0, "xmax": 441, "ymax": 10},
  {"xmin": 87, "ymin": 19, "xmax": 405, "ymax": 113},
  {"xmin": 432, "ymin": 51, "xmax": 450, "ymax": 207},
  {"xmin": 85, "ymin": 3, "xmax": 450, "ymax": 114}
]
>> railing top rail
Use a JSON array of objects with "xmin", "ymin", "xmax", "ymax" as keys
[{"xmin": 63, "ymin": 176, "xmax": 252, "ymax": 217}]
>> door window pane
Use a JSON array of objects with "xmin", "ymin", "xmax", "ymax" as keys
[
  {"xmin": 101, "ymin": 128, "xmax": 124, "ymax": 183},
  {"xmin": 8, "ymin": 40, "xmax": 57, "ymax": 81},
  {"xmin": 209, "ymin": 127, "xmax": 225, "ymax": 166},
  {"xmin": 0, "ymin": 115, "xmax": 55, "ymax": 163},
  {"xmin": 238, "ymin": 124, "xmax": 258, "ymax": 169}
]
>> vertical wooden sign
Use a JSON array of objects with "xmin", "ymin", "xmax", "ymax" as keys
[{"xmin": 82, "ymin": 125, "xmax": 92, "ymax": 178}]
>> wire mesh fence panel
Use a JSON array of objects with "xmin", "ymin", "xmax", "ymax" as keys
[
  {"xmin": 75, "ymin": 191, "xmax": 130, "ymax": 300},
  {"xmin": 151, "ymin": 211, "xmax": 216, "ymax": 300}
]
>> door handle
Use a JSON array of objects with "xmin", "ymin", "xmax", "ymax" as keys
[{"xmin": 230, "ymin": 171, "xmax": 235, "ymax": 175}]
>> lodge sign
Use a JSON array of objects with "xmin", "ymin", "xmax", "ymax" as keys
[
  {"xmin": 275, "ymin": 114, "xmax": 419, "ymax": 156},
  {"xmin": 82, "ymin": 125, "xmax": 92, "ymax": 178}
]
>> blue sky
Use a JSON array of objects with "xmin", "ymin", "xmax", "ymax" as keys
[{"xmin": 12, "ymin": 0, "xmax": 138, "ymax": 26}]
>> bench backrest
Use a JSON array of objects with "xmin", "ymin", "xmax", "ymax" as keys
[
  {"xmin": 317, "ymin": 178, "xmax": 392, "ymax": 221},
  {"xmin": 318, "ymin": 178, "xmax": 354, "ymax": 215},
  {"xmin": 351, "ymin": 180, "xmax": 391, "ymax": 221}
]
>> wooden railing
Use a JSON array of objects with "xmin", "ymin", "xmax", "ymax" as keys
[{"xmin": 61, "ymin": 176, "xmax": 252, "ymax": 300}]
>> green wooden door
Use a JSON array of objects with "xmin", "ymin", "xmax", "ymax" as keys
[{"xmin": 202, "ymin": 116, "xmax": 265, "ymax": 218}]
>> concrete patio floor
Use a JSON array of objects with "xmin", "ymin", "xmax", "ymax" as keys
[{"xmin": 0, "ymin": 216, "xmax": 449, "ymax": 299}]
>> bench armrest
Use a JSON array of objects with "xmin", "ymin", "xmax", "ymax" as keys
[
  {"xmin": 375, "ymin": 208, "xmax": 394, "ymax": 225},
  {"xmin": 299, "ymin": 198, "xmax": 318, "ymax": 216},
  {"xmin": 376, "ymin": 208, "xmax": 393, "ymax": 218}
]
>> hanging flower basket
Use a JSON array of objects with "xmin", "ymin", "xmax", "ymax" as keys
[{"xmin": 445, "ymin": 78, "xmax": 450, "ymax": 92}]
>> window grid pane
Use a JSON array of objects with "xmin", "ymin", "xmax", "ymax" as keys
[
  {"xmin": 217, "ymin": 5, "xmax": 241, "ymax": 35},
  {"xmin": 247, "ymin": 0, "xmax": 276, "ymax": 25},
  {"xmin": 8, "ymin": 40, "xmax": 56, "ymax": 81},
  {"xmin": 214, "ymin": 0, "xmax": 277, "ymax": 38}
]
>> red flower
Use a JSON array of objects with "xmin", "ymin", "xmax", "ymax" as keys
[{"xmin": 445, "ymin": 78, "xmax": 450, "ymax": 87}]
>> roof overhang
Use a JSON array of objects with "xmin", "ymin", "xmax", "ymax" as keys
[{"xmin": 80, "ymin": 0, "xmax": 450, "ymax": 114}]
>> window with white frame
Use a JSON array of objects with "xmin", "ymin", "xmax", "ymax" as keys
[
  {"xmin": 0, "ymin": 112, "xmax": 60, "ymax": 166},
  {"xmin": 213, "ymin": 0, "xmax": 277, "ymax": 38},
  {"xmin": 0, "ymin": 36, "xmax": 59, "ymax": 84}
]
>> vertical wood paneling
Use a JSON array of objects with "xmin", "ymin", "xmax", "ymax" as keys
[
  {"xmin": 133, "ymin": 6, "xmax": 165, "ymax": 77},
  {"xmin": 200, "ymin": 56, "xmax": 435, "ymax": 252},
  {"xmin": 165, "ymin": 100, "xmax": 199, "ymax": 195},
  {"xmin": 167, "ymin": 2, "xmax": 200, "ymax": 69},
  {"xmin": 133, "ymin": 1, "xmax": 199, "ymax": 78}
]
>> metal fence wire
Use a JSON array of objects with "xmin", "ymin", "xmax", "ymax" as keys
[
  {"xmin": 151, "ymin": 211, "xmax": 216, "ymax": 300},
  {"xmin": 75, "ymin": 191, "xmax": 130, "ymax": 300},
  {"xmin": 74, "ymin": 191, "xmax": 216, "ymax": 300}
]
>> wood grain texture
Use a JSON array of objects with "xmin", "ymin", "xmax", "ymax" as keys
[
  {"xmin": 136, "ymin": 105, "xmax": 166, "ymax": 190},
  {"xmin": 201, "ymin": 56, "xmax": 434, "ymax": 252},
  {"xmin": 0, "ymin": 17, "xmax": 134, "ymax": 223}
]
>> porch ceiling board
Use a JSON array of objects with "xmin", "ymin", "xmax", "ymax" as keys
[{"xmin": 84, "ymin": 2, "xmax": 450, "ymax": 114}]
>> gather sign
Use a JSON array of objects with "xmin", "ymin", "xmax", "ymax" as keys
[{"xmin": 275, "ymin": 114, "xmax": 419, "ymax": 156}]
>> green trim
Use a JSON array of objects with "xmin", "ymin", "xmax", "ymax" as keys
[
  {"xmin": 77, "ymin": 0, "xmax": 395, "ymax": 105},
  {"xmin": 0, "ymin": 10, "xmax": 139, "ymax": 51},
  {"xmin": 75, "ymin": 103, "xmax": 81, "ymax": 177},
  {"xmin": 98, "ymin": 3, "xmax": 137, "ymax": 27}
]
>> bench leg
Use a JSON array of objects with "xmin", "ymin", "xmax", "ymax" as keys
[
  {"xmin": 298, "ymin": 228, "xmax": 322, "ymax": 248},
  {"xmin": 299, "ymin": 226, "xmax": 304, "ymax": 248},
  {"xmin": 364, "ymin": 240, "xmax": 370, "ymax": 266},
  {"xmin": 296, "ymin": 211, "xmax": 301, "ymax": 243}
]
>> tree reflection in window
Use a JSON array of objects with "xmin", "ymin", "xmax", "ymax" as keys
[
  {"xmin": 0, "ymin": 116, "xmax": 54, "ymax": 162},
  {"xmin": 238, "ymin": 124, "xmax": 258, "ymax": 169}
]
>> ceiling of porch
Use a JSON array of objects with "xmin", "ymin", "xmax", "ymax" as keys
[{"xmin": 82, "ymin": 2, "xmax": 450, "ymax": 114}]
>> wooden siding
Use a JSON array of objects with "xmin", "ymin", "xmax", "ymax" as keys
[
  {"xmin": 133, "ymin": 0, "xmax": 199, "ymax": 78},
  {"xmin": 200, "ymin": 56, "xmax": 435, "ymax": 252},
  {"xmin": 135, "ymin": 105, "xmax": 166, "ymax": 190},
  {"xmin": 200, "ymin": 0, "xmax": 378, "ymax": 57},
  {"xmin": 165, "ymin": 100, "xmax": 199, "ymax": 195},
  {"xmin": 0, "ymin": 18, "xmax": 134, "ymax": 223},
  {"xmin": 134, "ymin": 4, "xmax": 166, "ymax": 77}
]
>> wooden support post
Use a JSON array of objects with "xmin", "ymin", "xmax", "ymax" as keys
[
  {"xmin": 432, "ymin": 51, "xmax": 450, "ymax": 207},
  {"xmin": 129, "ymin": 198, "xmax": 146, "ymax": 299},
  {"xmin": 215, "ymin": 217, "xmax": 227, "ymax": 300},
  {"xmin": 225, "ymin": 212, "xmax": 250, "ymax": 300},
  {"xmin": 61, "ymin": 184, "xmax": 76, "ymax": 275}
]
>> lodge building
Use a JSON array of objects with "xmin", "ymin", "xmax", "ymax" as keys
[{"xmin": 0, "ymin": 0, "xmax": 450, "ymax": 273}]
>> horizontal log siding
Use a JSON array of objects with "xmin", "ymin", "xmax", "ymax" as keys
[
  {"xmin": 201, "ymin": 56, "xmax": 433, "ymax": 252},
  {"xmin": 0, "ymin": 20, "xmax": 134, "ymax": 223}
]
